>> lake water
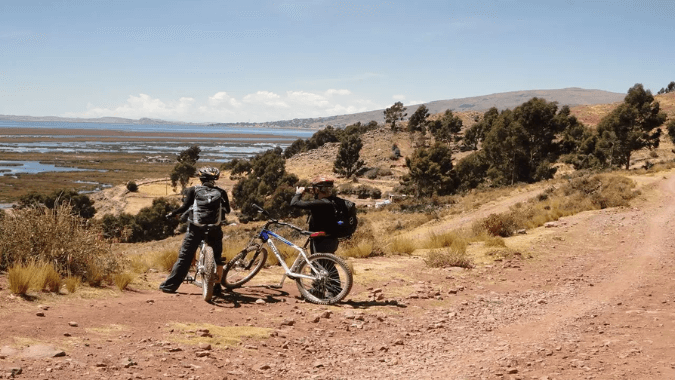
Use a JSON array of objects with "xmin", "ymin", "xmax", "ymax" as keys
[{"xmin": 0, "ymin": 120, "xmax": 316, "ymax": 173}]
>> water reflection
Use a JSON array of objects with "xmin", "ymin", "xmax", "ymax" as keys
[{"xmin": 0, "ymin": 160, "xmax": 104, "ymax": 175}]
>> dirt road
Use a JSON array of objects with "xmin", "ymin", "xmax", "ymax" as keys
[{"xmin": 2, "ymin": 173, "xmax": 675, "ymax": 379}]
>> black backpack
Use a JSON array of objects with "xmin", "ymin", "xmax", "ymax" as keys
[
  {"xmin": 330, "ymin": 197, "xmax": 358, "ymax": 238},
  {"xmin": 192, "ymin": 185, "xmax": 225, "ymax": 225}
]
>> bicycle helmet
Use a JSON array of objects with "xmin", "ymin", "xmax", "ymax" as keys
[
  {"xmin": 198, "ymin": 166, "xmax": 220, "ymax": 181},
  {"xmin": 311, "ymin": 175, "xmax": 335, "ymax": 187}
]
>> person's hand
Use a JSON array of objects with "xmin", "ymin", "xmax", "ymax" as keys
[{"xmin": 296, "ymin": 186, "xmax": 305, "ymax": 195}]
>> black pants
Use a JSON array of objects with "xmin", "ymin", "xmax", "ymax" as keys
[{"xmin": 159, "ymin": 224, "xmax": 223, "ymax": 292}]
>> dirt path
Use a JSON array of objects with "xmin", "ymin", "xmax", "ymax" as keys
[{"xmin": 2, "ymin": 173, "xmax": 675, "ymax": 379}]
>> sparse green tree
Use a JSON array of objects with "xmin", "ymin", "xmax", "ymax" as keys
[
  {"xmin": 232, "ymin": 147, "xmax": 299, "ymax": 219},
  {"xmin": 596, "ymin": 84, "xmax": 666, "ymax": 169},
  {"xmin": 333, "ymin": 135, "xmax": 365, "ymax": 178},
  {"xmin": 170, "ymin": 145, "xmax": 201, "ymax": 191},
  {"xmin": 462, "ymin": 107, "xmax": 499, "ymax": 150},
  {"xmin": 407, "ymin": 105, "xmax": 430, "ymax": 133},
  {"xmin": 170, "ymin": 162, "xmax": 196, "ymax": 191},
  {"xmin": 177, "ymin": 145, "xmax": 201, "ymax": 165},
  {"xmin": 384, "ymin": 101, "xmax": 407, "ymax": 131},
  {"xmin": 666, "ymin": 119, "xmax": 675, "ymax": 144},
  {"xmin": 429, "ymin": 109, "xmax": 463, "ymax": 143},
  {"xmin": 402, "ymin": 142, "xmax": 457, "ymax": 197}
]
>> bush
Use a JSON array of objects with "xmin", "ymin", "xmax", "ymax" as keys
[
  {"xmin": 113, "ymin": 272, "xmax": 134, "ymax": 291},
  {"xmin": 65, "ymin": 276, "xmax": 81, "ymax": 293},
  {"xmin": 126, "ymin": 181, "xmax": 138, "ymax": 192},
  {"xmin": 424, "ymin": 248, "xmax": 473, "ymax": 268},
  {"xmin": 473, "ymin": 213, "xmax": 518, "ymax": 237},
  {"xmin": 8, "ymin": 263, "xmax": 32, "ymax": 295},
  {"xmin": 0, "ymin": 204, "xmax": 121, "ymax": 281},
  {"xmin": 100, "ymin": 197, "xmax": 180, "ymax": 243},
  {"xmin": 18, "ymin": 189, "xmax": 96, "ymax": 219}
]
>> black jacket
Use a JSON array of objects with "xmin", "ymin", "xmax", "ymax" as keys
[{"xmin": 290, "ymin": 193, "xmax": 337, "ymax": 233}]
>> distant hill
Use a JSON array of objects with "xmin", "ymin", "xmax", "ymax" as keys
[
  {"xmin": 212, "ymin": 88, "xmax": 625, "ymax": 129},
  {"xmin": 0, "ymin": 88, "xmax": 625, "ymax": 130},
  {"xmin": 0, "ymin": 115, "xmax": 201, "ymax": 125}
]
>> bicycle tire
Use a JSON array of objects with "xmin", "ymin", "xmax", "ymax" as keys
[
  {"xmin": 201, "ymin": 245, "xmax": 216, "ymax": 302},
  {"xmin": 222, "ymin": 244, "xmax": 268, "ymax": 289},
  {"xmin": 295, "ymin": 253, "xmax": 353, "ymax": 305}
]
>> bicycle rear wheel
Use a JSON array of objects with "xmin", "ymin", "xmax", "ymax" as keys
[
  {"xmin": 295, "ymin": 253, "xmax": 353, "ymax": 305},
  {"xmin": 200, "ymin": 245, "xmax": 216, "ymax": 302},
  {"xmin": 222, "ymin": 244, "xmax": 268, "ymax": 289}
]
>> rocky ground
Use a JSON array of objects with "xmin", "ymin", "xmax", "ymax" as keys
[{"xmin": 2, "ymin": 170, "xmax": 675, "ymax": 380}]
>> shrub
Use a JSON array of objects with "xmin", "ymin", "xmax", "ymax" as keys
[
  {"xmin": 113, "ymin": 272, "xmax": 134, "ymax": 291},
  {"xmin": 0, "ymin": 204, "xmax": 121, "ymax": 281},
  {"xmin": 126, "ymin": 181, "xmax": 138, "ymax": 192},
  {"xmin": 424, "ymin": 248, "xmax": 473, "ymax": 269},
  {"xmin": 425, "ymin": 231, "xmax": 468, "ymax": 252},
  {"xmin": 388, "ymin": 236, "xmax": 417, "ymax": 255},
  {"xmin": 65, "ymin": 276, "xmax": 81, "ymax": 293},
  {"xmin": 8, "ymin": 263, "xmax": 32, "ymax": 295},
  {"xmin": 152, "ymin": 249, "xmax": 178, "ymax": 272},
  {"xmin": 473, "ymin": 213, "xmax": 518, "ymax": 237},
  {"xmin": 33, "ymin": 262, "xmax": 62, "ymax": 292}
]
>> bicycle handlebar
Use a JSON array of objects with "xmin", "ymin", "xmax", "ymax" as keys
[{"xmin": 252, "ymin": 203, "xmax": 311, "ymax": 235}]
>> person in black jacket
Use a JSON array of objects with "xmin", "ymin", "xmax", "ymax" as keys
[
  {"xmin": 291, "ymin": 175, "xmax": 342, "ymax": 296},
  {"xmin": 159, "ymin": 167, "xmax": 230, "ymax": 295},
  {"xmin": 290, "ymin": 175, "xmax": 339, "ymax": 254}
]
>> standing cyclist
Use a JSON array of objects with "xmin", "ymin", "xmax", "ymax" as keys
[
  {"xmin": 159, "ymin": 167, "xmax": 230, "ymax": 295},
  {"xmin": 291, "ymin": 175, "xmax": 340, "ymax": 255},
  {"xmin": 291, "ymin": 175, "xmax": 343, "ymax": 296}
]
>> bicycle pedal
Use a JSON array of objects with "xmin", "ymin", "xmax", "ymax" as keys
[{"xmin": 184, "ymin": 276, "xmax": 195, "ymax": 283}]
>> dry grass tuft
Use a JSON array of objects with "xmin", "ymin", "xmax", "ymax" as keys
[
  {"xmin": 484, "ymin": 236, "xmax": 507, "ymax": 247},
  {"xmin": 113, "ymin": 272, "xmax": 134, "ymax": 291},
  {"xmin": 151, "ymin": 249, "xmax": 178, "ymax": 272},
  {"xmin": 424, "ymin": 231, "xmax": 469, "ymax": 252},
  {"xmin": 8, "ymin": 263, "xmax": 33, "ymax": 295},
  {"xmin": 65, "ymin": 276, "xmax": 81, "ymax": 293},
  {"xmin": 33, "ymin": 262, "xmax": 62, "ymax": 292},
  {"xmin": 424, "ymin": 248, "xmax": 473, "ymax": 269},
  {"xmin": 342, "ymin": 241, "xmax": 374, "ymax": 258},
  {"xmin": 387, "ymin": 236, "xmax": 417, "ymax": 255},
  {"xmin": 0, "ymin": 204, "xmax": 121, "ymax": 281}
]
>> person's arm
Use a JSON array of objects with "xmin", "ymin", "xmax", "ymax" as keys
[
  {"xmin": 167, "ymin": 187, "xmax": 195, "ymax": 217},
  {"xmin": 220, "ymin": 188, "xmax": 231, "ymax": 214},
  {"xmin": 291, "ymin": 187, "xmax": 322, "ymax": 209}
]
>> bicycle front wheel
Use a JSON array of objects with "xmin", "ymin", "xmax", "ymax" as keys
[
  {"xmin": 295, "ymin": 253, "xmax": 353, "ymax": 305},
  {"xmin": 200, "ymin": 245, "xmax": 216, "ymax": 302},
  {"xmin": 222, "ymin": 244, "xmax": 268, "ymax": 289}
]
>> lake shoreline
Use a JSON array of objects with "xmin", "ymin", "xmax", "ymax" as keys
[{"xmin": 0, "ymin": 127, "xmax": 298, "ymax": 142}]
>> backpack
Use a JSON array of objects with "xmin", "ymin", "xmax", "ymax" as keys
[
  {"xmin": 192, "ymin": 185, "xmax": 224, "ymax": 225},
  {"xmin": 330, "ymin": 197, "xmax": 358, "ymax": 238}
]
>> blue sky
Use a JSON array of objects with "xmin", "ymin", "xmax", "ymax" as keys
[{"xmin": 1, "ymin": 0, "xmax": 673, "ymax": 123}]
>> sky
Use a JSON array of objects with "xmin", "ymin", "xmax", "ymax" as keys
[{"xmin": 1, "ymin": 0, "xmax": 674, "ymax": 123}]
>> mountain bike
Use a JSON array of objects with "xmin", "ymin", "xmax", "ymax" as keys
[
  {"xmin": 221, "ymin": 204, "xmax": 353, "ymax": 305},
  {"xmin": 183, "ymin": 223, "xmax": 221, "ymax": 302}
]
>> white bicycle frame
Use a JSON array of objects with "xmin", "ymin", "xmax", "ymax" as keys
[{"xmin": 257, "ymin": 227, "xmax": 323, "ymax": 287}]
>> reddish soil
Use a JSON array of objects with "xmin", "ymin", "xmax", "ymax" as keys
[{"xmin": 3, "ymin": 172, "xmax": 675, "ymax": 380}]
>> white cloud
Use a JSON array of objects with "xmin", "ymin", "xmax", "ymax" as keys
[
  {"xmin": 63, "ymin": 89, "xmax": 382, "ymax": 123},
  {"xmin": 242, "ymin": 91, "xmax": 288, "ymax": 108},
  {"xmin": 392, "ymin": 94, "xmax": 406, "ymax": 101},
  {"xmin": 324, "ymin": 89, "xmax": 351, "ymax": 96},
  {"xmin": 207, "ymin": 92, "xmax": 241, "ymax": 108},
  {"xmin": 407, "ymin": 100, "xmax": 425, "ymax": 106}
]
